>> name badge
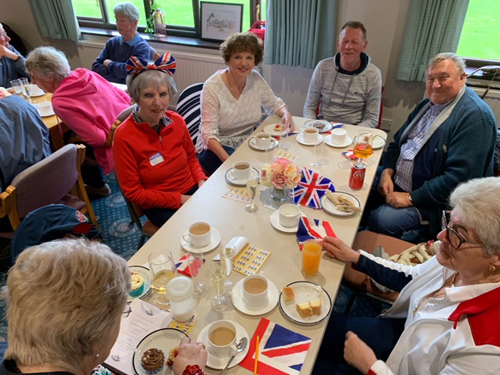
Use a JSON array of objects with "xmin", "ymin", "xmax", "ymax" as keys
[{"xmin": 149, "ymin": 153, "xmax": 164, "ymax": 166}]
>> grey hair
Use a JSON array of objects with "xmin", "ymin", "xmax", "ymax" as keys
[
  {"xmin": 5, "ymin": 238, "xmax": 131, "ymax": 373},
  {"xmin": 114, "ymin": 2, "xmax": 140, "ymax": 23},
  {"xmin": 427, "ymin": 52, "xmax": 466, "ymax": 76},
  {"xmin": 25, "ymin": 46, "xmax": 71, "ymax": 83},
  {"xmin": 449, "ymin": 177, "xmax": 500, "ymax": 257},
  {"xmin": 340, "ymin": 21, "xmax": 367, "ymax": 41},
  {"xmin": 126, "ymin": 69, "xmax": 178, "ymax": 103}
]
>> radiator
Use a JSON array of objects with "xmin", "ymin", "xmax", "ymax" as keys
[
  {"xmin": 471, "ymin": 87, "xmax": 500, "ymax": 123},
  {"xmin": 77, "ymin": 42, "xmax": 225, "ymax": 104}
]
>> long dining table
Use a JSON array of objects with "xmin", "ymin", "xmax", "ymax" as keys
[{"xmin": 124, "ymin": 115, "xmax": 387, "ymax": 374}]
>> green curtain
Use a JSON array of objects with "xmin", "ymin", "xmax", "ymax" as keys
[
  {"xmin": 264, "ymin": 0, "xmax": 338, "ymax": 69},
  {"xmin": 28, "ymin": 0, "xmax": 80, "ymax": 42},
  {"xmin": 397, "ymin": 0, "xmax": 469, "ymax": 82}
]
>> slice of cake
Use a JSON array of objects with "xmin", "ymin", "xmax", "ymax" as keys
[
  {"xmin": 310, "ymin": 298, "xmax": 322, "ymax": 315},
  {"xmin": 282, "ymin": 286, "xmax": 295, "ymax": 302},
  {"xmin": 296, "ymin": 301, "xmax": 313, "ymax": 318}
]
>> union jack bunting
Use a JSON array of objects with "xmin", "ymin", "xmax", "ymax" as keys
[
  {"xmin": 291, "ymin": 168, "xmax": 335, "ymax": 209},
  {"xmin": 126, "ymin": 52, "xmax": 177, "ymax": 76},
  {"xmin": 296, "ymin": 216, "xmax": 336, "ymax": 250},
  {"xmin": 240, "ymin": 318, "xmax": 311, "ymax": 375}
]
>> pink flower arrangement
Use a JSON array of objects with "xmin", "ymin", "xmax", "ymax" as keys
[{"xmin": 261, "ymin": 158, "xmax": 302, "ymax": 190}]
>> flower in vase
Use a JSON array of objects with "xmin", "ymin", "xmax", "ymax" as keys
[{"xmin": 260, "ymin": 158, "xmax": 302, "ymax": 190}]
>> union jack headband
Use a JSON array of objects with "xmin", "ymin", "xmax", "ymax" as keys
[{"xmin": 126, "ymin": 52, "xmax": 176, "ymax": 77}]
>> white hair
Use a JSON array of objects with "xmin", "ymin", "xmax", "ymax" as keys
[
  {"xmin": 25, "ymin": 46, "xmax": 71, "ymax": 83},
  {"xmin": 114, "ymin": 2, "xmax": 140, "ymax": 23}
]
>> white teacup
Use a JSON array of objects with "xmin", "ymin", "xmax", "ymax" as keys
[
  {"xmin": 208, "ymin": 320, "xmax": 237, "ymax": 357},
  {"xmin": 301, "ymin": 127, "xmax": 319, "ymax": 144},
  {"xmin": 242, "ymin": 274, "xmax": 269, "ymax": 307},
  {"xmin": 279, "ymin": 204, "xmax": 301, "ymax": 228},
  {"xmin": 232, "ymin": 161, "xmax": 251, "ymax": 181},
  {"xmin": 331, "ymin": 128, "xmax": 348, "ymax": 144},
  {"xmin": 253, "ymin": 132, "xmax": 272, "ymax": 149},
  {"xmin": 182, "ymin": 222, "xmax": 211, "ymax": 248}
]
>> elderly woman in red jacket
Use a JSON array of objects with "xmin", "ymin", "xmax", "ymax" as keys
[{"xmin": 113, "ymin": 53, "xmax": 207, "ymax": 227}]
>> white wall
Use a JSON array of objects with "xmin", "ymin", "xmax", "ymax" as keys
[{"xmin": 2, "ymin": 0, "xmax": 429, "ymax": 141}]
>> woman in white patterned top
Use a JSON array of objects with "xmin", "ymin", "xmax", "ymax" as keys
[{"xmin": 196, "ymin": 32, "xmax": 293, "ymax": 174}]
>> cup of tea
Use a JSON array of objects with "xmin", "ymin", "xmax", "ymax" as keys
[
  {"xmin": 182, "ymin": 222, "xmax": 211, "ymax": 248},
  {"xmin": 302, "ymin": 240, "xmax": 322, "ymax": 277},
  {"xmin": 301, "ymin": 127, "xmax": 319, "ymax": 144},
  {"xmin": 232, "ymin": 161, "xmax": 251, "ymax": 180},
  {"xmin": 253, "ymin": 132, "xmax": 272, "ymax": 149},
  {"xmin": 278, "ymin": 204, "xmax": 301, "ymax": 228},
  {"xmin": 331, "ymin": 128, "xmax": 347, "ymax": 145},
  {"xmin": 208, "ymin": 320, "xmax": 237, "ymax": 357},
  {"xmin": 242, "ymin": 274, "xmax": 269, "ymax": 307}
]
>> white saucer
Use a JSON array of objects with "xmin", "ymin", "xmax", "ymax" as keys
[
  {"xmin": 321, "ymin": 191, "xmax": 361, "ymax": 217},
  {"xmin": 264, "ymin": 123, "xmax": 287, "ymax": 137},
  {"xmin": 325, "ymin": 135, "xmax": 353, "ymax": 148},
  {"xmin": 304, "ymin": 119, "xmax": 333, "ymax": 133},
  {"xmin": 225, "ymin": 167, "xmax": 260, "ymax": 186},
  {"xmin": 29, "ymin": 84, "xmax": 45, "ymax": 97},
  {"xmin": 231, "ymin": 277, "xmax": 279, "ymax": 316},
  {"xmin": 296, "ymin": 134, "xmax": 323, "ymax": 146},
  {"xmin": 37, "ymin": 102, "xmax": 54, "ymax": 117},
  {"xmin": 197, "ymin": 321, "xmax": 250, "ymax": 370},
  {"xmin": 248, "ymin": 137, "xmax": 278, "ymax": 151},
  {"xmin": 270, "ymin": 210, "xmax": 298, "ymax": 233},
  {"xmin": 180, "ymin": 227, "xmax": 221, "ymax": 254},
  {"xmin": 353, "ymin": 134, "xmax": 386, "ymax": 150}
]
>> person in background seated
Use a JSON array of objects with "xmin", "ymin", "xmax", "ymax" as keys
[
  {"xmin": 0, "ymin": 95, "xmax": 51, "ymax": 232},
  {"xmin": 113, "ymin": 53, "xmax": 207, "ymax": 227},
  {"xmin": 303, "ymin": 21, "xmax": 382, "ymax": 128},
  {"xmin": 315, "ymin": 177, "xmax": 500, "ymax": 375},
  {"xmin": 1, "ymin": 238, "xmax": 208, "ymax": 375},
  {"xmin": 25, "ymin": 46, "xmax": 131, "ymax": 196},
  {"xmin": 196, "ymin": 32, "xmax": 293, "ymax": 175},
  {"xmin": 0, "ymin": 23, "xmax": 29, "ymax": 88},
  {"xmin": 92, "ymin": 2, "xmax": 150, "ymax": 84},
  {"xmin": 367, "ymin": 52, "xmax": 497, "ymax": 242}
]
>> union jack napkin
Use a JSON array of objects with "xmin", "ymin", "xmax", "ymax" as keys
[
  {"xmin": 239, "ymin": 318, "xmax": 311, "ymax": 375},
  {"xmin": 175, "ymin": 254, "xmax": 205, "ymax": 277},
  {"xmin": 291, "ymin": 168, "xmax": 335, "ymax": 209},
  {"xmin": 296, "ymin": 216, "xmax": 336, "ymax": 250}
]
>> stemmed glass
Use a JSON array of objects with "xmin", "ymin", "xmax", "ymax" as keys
[
  {"xmin": 311, "ymin": 134, "xmax": 327, "ymax": 167},
  {"xmin": 245, "ymin": 174, "xmax": 259, "ymax": 213},
  {"xmin": 221, "ymin": 244, "xmax": 236, "ymax": 296},
  {"xmin": 149, "ymin": 249, "xmax": 177, "ymax": 306},
  {"xmin": 20, "ymin": 77, "xmax": 32, "ymax": 104},
  {"xmin": 353, "ymin": 130, "xmax": 374, "ymax": 165},
  {"xmin": 188, "ymin": 251, "xmax": 207, "ymax": 296},
  {"xmin": 209, "ymin": 263, "xmax": 229, "ymax": 311}
]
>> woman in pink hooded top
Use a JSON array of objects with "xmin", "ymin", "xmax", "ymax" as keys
[{"xmin": 25, "ymin": 46, "xmax": 130, "ymax": 195}]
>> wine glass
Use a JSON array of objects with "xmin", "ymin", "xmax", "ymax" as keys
[
  {"xmin": 245, "ymin": 175, "xmax": 259, "ymax": 213},
  {"xmin": 209, "ymin": 263, "xmax": 229, "ymax": 311},
  {"xmin": 187, "ymin": 251, "xmax": 207, "ymax": 296},
  {"xmin": 220, "ymin": 244, "xmax": 236, "ymax": 296},
  {"xmin": 9, "ymin": 79, "xmax": 23, "ymax": 96},
  {"xmin": 278, "ymin": 123, "xmax": 291, "ymax": 151},
  {"xmin": 353, "ymin": 130, "xmax": 374, "ymax": 165},
  {"xmin": 20, "ymin": 77, "xmax": 32, "ymax": 104},
  {"xmin": 311, "ymin": 134, "xmax": 328, "ymax": 167},
  {"xmin": 149, "ymin": 249, "xmax": 177, "ymax": 306}
]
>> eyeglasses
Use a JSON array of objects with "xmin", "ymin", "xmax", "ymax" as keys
[{"xmin": 441, "ymin": 210, "xmax": 484, "ymax": 250}]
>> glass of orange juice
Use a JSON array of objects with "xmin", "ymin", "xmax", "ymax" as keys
[{"xmin": 302, "ymin": 240, "xmax": 322, "ymax": 277}]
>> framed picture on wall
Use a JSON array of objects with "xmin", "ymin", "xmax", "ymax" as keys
[{"xmin": 200, "ymin": 2, "xmax": 243, "ymax": 42}]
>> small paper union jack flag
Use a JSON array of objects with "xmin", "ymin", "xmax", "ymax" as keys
[
  {"xmin": 291, "ymin": 168, "xmax": 335, "ymax": 209},
  {"xmin": 296, "ymin": 216, "xmax": 337, "ymax": 250}
]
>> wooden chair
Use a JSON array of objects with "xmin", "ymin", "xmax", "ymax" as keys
[
  {"xmin": 104, "ymin": 105, "xmax": 136, "ymax": 147},
  {"xmin": 0, "ymin": 144, "xmax": 99, "ymax": 237}
]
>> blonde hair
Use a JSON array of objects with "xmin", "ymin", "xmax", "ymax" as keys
[{"xmin": 5, "ymin": 239, "xmax": 131, "ymax": 373}]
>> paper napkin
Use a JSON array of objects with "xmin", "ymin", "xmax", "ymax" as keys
[
  {"xmin": 291, "ymin": 168, "xmax": 335, "ymax": 209},
  {"xmin": 239, "ymin": 318, "xmax": 312, "ymax": 375},
  {"xmin": 175, "ymin": 254, "xmax": 205, "ymax": 277},
  {"xmin": 296, "ymin": 216, "xmax": 336, "ymax": 249}
]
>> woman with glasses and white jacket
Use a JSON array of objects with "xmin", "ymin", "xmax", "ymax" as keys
[{"xmin": 314, "ymin": 177, "xmax": 500, "ymax": 375}]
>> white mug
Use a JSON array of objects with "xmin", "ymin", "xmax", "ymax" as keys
[
  {"xmin": 208, "ymin": 320, "xmax": 237, "ymax": 357},
  {"xmin": 279, "ymin": 204, "xmax": 301, "ymax": 228},
  {"xmin": 242, "ymin": 274, "xmax": 269, "ymax": 307},
  {"xmin": 253, "ymin": 132, "xmax": 272, "ymax": 149},
  {"xmin": 182, "ymin": 222, "xmax": 211, "ymax": 248},
  {"xmin": 301, "ymin": 127, "xmax": 319, "ymax": 144},
  {"xmin": 232, "ymin": 161, "xmax": 251, "ymax": 180},
  {"xmin": 331, "ymin": 128, "xmax": 347, "ymax": 144}
]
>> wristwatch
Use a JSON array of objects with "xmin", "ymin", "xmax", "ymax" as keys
[{"xmin": 408, "ymin": 193, "xmax": 413, "ymax": 203}]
